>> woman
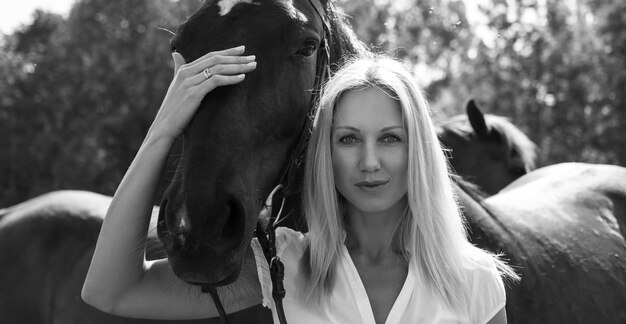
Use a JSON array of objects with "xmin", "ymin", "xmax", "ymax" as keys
[{"xmin": 82, "ymin": 47, "xmax": 517, "ymax": 323}]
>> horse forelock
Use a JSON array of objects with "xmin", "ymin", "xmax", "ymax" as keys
[
  {"xmin": 280, "ymin": 0, "xmax": 310, "ymax": 22},
  {"xmin": 212, "ymin": 0, "xmax": 312, "ymax": 23},
  {"xmin": 216, "ymin": 0, "xmax": 257, "ymax": 16}
]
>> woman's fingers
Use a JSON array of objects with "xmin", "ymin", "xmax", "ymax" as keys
[
  {"xmin": 186, "ymin": 61, "xmax": 257, "ymax": 86},
  {"xmin": 192, "ymin": 74, "xmax": 247, "ymax": 97},
  {"xmin": 188, "ymin": 45, "xmax": 246, "ymax": 68},
  {"xmin": 180, "ymin": 55, "xmax": 255, "ymax": 77},
  {"xmin": 209, "ymin": 60, "xmax": 257, "ymax": 76},
  {"xmin": 172, "ymin": 52, "xmax": 186, "ymax": 73}
]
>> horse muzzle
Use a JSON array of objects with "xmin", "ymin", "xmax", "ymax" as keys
[{"xmin": 156, "ymin": 191, "xmax": 250, "ymax": 286}]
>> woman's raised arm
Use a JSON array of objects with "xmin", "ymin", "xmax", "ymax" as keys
[{"xmin": 81, "ymin": 47, "xmax": 261, "ymax": 320}]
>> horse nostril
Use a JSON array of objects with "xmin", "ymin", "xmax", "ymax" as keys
[
  {"xmin": 218, "ymin": 200, "xmax": 244, "ymax": 241},
  {"xmin": 163, "ymin": 199, "xmax": 190, "ymax": 236}
]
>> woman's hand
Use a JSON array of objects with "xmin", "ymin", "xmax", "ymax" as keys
[
  {"xmin": 150, "ymin": 45, "xmax": 257, "ymax": 140},
  {"xmin": 83, "ymin": 46, "xmax": 259, "ymax": 318}
]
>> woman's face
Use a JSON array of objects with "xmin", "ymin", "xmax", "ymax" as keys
[{"xmin": 331, "ymin": 87, "xmax": 408, "ymax": 215}]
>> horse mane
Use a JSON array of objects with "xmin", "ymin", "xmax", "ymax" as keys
[
  {"xmin": 450, "ymin": 174, "xmax": 488, "ymax": 202},
  {"xmin": 325, "ymin": 0, "xmax": 368, "ymax": 68},
  {"xmin": 442, "ymin": 114, "xmax": 538, "ymax": 170}
]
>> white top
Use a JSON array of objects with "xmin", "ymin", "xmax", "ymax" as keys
[{"xmin": 251, "ymin": 227, "xmax": 505, "ymax": 324}]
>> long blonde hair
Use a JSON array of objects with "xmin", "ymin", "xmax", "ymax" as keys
[{"xmin": 303, "ymin": 55, "xmax": 517, "ymax": 312}]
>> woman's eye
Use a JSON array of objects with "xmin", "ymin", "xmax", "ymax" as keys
[
  {"xmin": 381, "ymin": 135, "xmax": 401, "ymax": 143},
  {"xmin": 339, "ymin": 136, "xmax": 358, "ymax": 144}
]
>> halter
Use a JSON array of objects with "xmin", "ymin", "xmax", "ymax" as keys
[{"xmin": 207, "ymin": 1, "xmax": 332, "ymax": 323}]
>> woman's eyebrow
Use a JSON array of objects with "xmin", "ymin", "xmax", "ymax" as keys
[
  {"xmin": 333, "ymin": 125, "xmax": 360, "ymax": 132},
  {"xmin": 333, "ymin": 125, "xmax": 404, "ymax": 132},
  {"xmin": 381, "ymin": 126, "xmax": 404, "ymax": 132}
]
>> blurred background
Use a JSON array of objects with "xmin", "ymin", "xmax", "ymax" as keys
[{"xmin": 1, "ymin": 0, "xmax": 624, "ymax": 206}]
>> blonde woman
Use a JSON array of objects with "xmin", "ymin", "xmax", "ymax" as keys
[
  {"xmin": 291, "ymin": 55, "xmax": 517, "ymax": 323},
  {"xmin": 83, "ymin": 51, "xmax": 517, "ymax": 323}
]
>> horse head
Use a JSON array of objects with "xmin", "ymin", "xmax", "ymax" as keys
[
  {"xmin": 158, "ymin": 0, "xmax": 364, "ymax": 286},
  {"xmin": 438, "ymin": 99, "xmax": 538, "ymax": 195}
]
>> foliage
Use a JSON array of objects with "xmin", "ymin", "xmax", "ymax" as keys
[
  {"xmin": 0, "ymin": 0, "xmax": 624, "ymax": 206},
  {"xmin": 0, "ymin": 0, "xmax": 202, "ymax": 205}
]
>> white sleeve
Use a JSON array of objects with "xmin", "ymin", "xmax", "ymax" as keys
[
  {"xmin": 250, "ymin": 237, "xmax": 273, "ymax": 308},
  {"xmin": 469, "ymin": 256, "xmax": 507, "ymax": 324},
  {"xmin": 250, "ymin": 227, "xmax": 302, "ymax": 309}
]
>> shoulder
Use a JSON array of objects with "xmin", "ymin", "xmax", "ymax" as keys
[
  {"xmin": 462, "ymin": 249, "xmax": 507, "ymax": 324},
  {"xmin": 463, "ymin": 248, "xmax": 500, "ymax": 273},
  {"xmin": 274, "ymin": 227, "xmax": 309, "ymax": 284},
  {"xmin": 275, "ymin": 227, "xmax": 308, "ymax": 256},
  {"xmin": 251, "ymin": 227, "xmax": 309, "ymax": 308},
  {"xmin": 251, "ymin": 227, "xmax": 308, "ymax": 261}
]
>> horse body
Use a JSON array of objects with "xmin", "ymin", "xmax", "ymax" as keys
[
  {"xmin": 459, "ymin": 163, "xmax": 626, "ymax": 323},
  {"xmin": 0, "ymin": 191, "xmax": 267, "ymax": 323},
  {"xmin": 0, "ymin": 191, "xmax": 137, "ymax": 323}
]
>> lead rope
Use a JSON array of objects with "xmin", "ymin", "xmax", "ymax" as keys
[
  {"xmin": 202, "ymin": 286, "xmax": 230, "ymax": 324},
  {"xmin": 203, "ymin": 185, "xmax": 286, "ymax": 324},
  {"xmin": 256, "ymin": 184, "xmax": 288, "ymax": 324}
]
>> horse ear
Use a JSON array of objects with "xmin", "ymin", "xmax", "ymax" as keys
[{"xmin": 467, "ymin": 99, "xmax": 489, "ymax": 138}]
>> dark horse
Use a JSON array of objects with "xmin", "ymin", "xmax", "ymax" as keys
[
  {"xmin": 438, "ymin": 99, "xmax": 537, "ymax": 195},
  {"xmin": 460, "ymin": 163, "xmax": 626, "ymax": 323},
  {"xmin": 0, "ymin": 191, "xmax": 201, "ymax": 323},
  {"xmin": 159, "ymin": 0, "xmax": 626, "ymax": 323}
]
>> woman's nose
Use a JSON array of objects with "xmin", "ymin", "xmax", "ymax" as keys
[{"xmin": 359, "ymin": 142, "xmax": 381, "ymax": 172}]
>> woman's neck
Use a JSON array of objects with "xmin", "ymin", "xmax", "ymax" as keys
[{"xmin": 344, "ymin": 199, "xmax": 406, "ymax": 263}]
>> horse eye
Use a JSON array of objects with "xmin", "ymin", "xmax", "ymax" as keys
[{"xmin": 294, "ymin": 40, "xmax": 318, "ymax": 56}]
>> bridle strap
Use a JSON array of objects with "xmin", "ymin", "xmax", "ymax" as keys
[
  {"xmin": 207, "ymin": 1, "xmax": 331, "ymax": 323},
  {"xmin": 274, "ymin": 0, "xmax": 332, "ymax": 199},
  {"xmin": 257, "ymin": 1, "xmax": 332, "ymax": 323},
  {"xmin": 256, "ymin": 184, "xmax": 287, "ymax": 324}
]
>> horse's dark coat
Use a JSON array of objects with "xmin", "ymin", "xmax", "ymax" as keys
[
  {"xmin": 459, "ymin": 163, "xmax": 626, "ymax": 323},
  {"xmin": 439, "ymin": 100, "xmax": 538, "ymax": 195},
  {"xmin": 0, "ymin": 190, "xmax": 269, "ymax": 323}
]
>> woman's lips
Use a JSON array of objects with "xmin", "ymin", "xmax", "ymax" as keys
[{"xmin": 355, "ymin": 180, "xmax": 389, "ymax": 191}]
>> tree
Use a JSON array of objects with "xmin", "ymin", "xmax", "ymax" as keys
[
  {"xmin": 455, "ymin": 0, "xmax": 626, "ymax": 165},
  {"xmin": 0, "ymin": 0, "xmax": 201, "ymax": 206}
]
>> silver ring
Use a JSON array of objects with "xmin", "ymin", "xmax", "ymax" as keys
[{"xmin": 203, "ymin": 68, "xmax": 212, "ymax": 80}]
